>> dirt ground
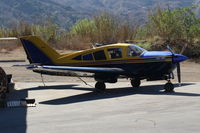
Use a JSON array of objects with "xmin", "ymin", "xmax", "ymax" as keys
[{"xmin": 0, "ymin": 47, "xmax": 200, "ymax": 83}]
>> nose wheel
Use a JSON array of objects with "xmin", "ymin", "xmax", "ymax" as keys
[
  {"xmin": 95, "ymin": 82, "xmax": 106, "ymax": 92},
  {"xmin": 164, "ymin": 81, "xmax": 174, "ymax": 92}
]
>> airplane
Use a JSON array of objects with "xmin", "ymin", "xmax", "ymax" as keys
[{"xmin": 2, "ymin": 36, "xmax": 188, "ymax": 92}]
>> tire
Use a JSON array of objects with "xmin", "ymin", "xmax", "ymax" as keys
[
  {"xmin": 131, "ymin": 78, "xmax": 141, "ymax": 88},
  {"xmin": 95, "ymin": 82, "xmax": 106, "ymax": 91},
  {"xmin": 164, "ymin": 83, "xmax": 174, "ymax": 92}
]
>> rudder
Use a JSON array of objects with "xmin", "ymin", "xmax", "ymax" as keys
[{"xmin": 20, "ymin": 36, "xmax": 60, "ymax": 65}]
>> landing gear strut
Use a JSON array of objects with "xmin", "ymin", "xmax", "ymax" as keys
[
  {"xmin": 164, "ymin": 80, "xmax": 174, "ymax": 92},
  {"xmin": 95, "ymin": 82, "xmax": 106, "ymax": 92},
  {"xmin": 130, "ymin": 78, "xmax": 141, "ymax": 88}
]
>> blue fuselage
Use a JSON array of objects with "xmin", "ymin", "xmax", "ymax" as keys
[{"xmin": 88, "ymin": 51, "xmax": 188, "ymax": 80}]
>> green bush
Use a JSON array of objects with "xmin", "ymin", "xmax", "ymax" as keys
[
  {"xmin": 70, "ymin": 12, "xmax": 139, "ymax": 44},
  {"xmin": 136, "ymin": 42, "xmax": 152, "ymax": 50},
  {"xmin": 184, "ymin": 43, "xmax": 200, "ymax": 58},
  {"xmin": 146, "ymin": 6, "xmax": 200, "ymax": 54},
  {"xmin": 70, "ymin": 19, "xmax": 96, "ymax": 38}
]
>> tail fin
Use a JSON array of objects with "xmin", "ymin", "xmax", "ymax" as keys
[{"xmin": 20, "ymin": 36, "xmax": 60, "ymax": 65}]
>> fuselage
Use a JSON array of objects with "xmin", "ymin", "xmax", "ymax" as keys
[
  {"xmin": 19, "ymin": 36, "xmax": 188, "ymax": 91},
  {"xmin": 20, "ymin": 36, "xmax": 187, "ymax": 80},
  {"xmin": 53, "ymin": 44, "xmax": 187, "ymax": 79}
]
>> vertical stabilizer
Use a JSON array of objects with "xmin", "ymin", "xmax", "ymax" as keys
[{"xmin": 20, "ymin": 36, "xmax": 60, "ymax": 65}]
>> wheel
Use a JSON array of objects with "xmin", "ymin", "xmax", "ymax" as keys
[
  {"xmin": 95, "ymin": 82, "xmax": 106, "ymax": 92},
  {"xmin": 131, "ymin": 78, "xmax": 141, "ymax": 88},
  {"xmin": 164, "ymin": 82, "xmax": 174, "ymax": 92}
]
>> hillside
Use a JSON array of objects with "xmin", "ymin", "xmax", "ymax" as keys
[
  {"xmin": 0, "ymin": 0, "xmax": 88, "ymax": 29},
  {"xmin": 55, "ymin": 0, "xmax": 200, "ymax": 21},
  {"xmin": 0, "ymin": 0, "xmax": 199, "ymax": 29}
]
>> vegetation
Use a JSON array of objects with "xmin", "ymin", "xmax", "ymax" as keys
[
  {"xmin": 70, "ymin": 13, "xmax": 138, "ymax": 44},
  {"xmin": 0, "ymin": 6, "xmax": 200, "ymax": 59},
  {"xmin": 146, "ymin": 6, "xmax": 200, "ymax": 55}
]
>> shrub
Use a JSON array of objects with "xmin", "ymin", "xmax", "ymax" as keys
[
  {"xmin": 147, "ymin": 6, "xmax": 200, "ymax": 54},
  {"xmin": 70, "ymin": 12, "xmax": 139, "ymax": 44}
]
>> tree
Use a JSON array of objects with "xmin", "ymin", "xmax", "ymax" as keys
[{"xmin": 148, "ymin": 6, "xmax": 200, "ymax": 53}]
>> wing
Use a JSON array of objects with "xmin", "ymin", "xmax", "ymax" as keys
[{"xmin": 39, "ymin": 65, "xmax": 125, "ymax": 74}]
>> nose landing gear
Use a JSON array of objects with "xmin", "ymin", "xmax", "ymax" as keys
[{"xmin": 164, "ymin": 80, "xmax": 174, "ymax": 92}]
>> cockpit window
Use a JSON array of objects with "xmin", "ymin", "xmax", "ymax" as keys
[
  {"xmin": 127, "ymin": 44, "xmax": 145, "ymax": 57},
  {"xmin": 108, "ymin": 48, "xmax": 122, "ymax": 59}
]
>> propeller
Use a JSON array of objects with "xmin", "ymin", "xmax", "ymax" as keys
[
  {"xmin": 177, "ymin": 62, "xmax": 181, "ymax": 84},
  {"xmin": 166, "ymin": 45, "xmax": 181, "ymax": 85}
]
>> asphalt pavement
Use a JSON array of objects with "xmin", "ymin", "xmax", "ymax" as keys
[{"xmin": 0, "ymin": 81, "xmax": 200, "ymax": 133}]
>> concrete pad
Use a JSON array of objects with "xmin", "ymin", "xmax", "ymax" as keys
[{"xmin": 1, "ymin": 81, "xmax": 200, "ymax": 133}]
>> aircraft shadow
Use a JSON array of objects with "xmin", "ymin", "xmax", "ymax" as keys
[
  {"xmin": 0, "ymin": 82, "xmax": 195, "ymax": 133},
  {"xmin": 28, "ymin": 84, "xmax": 93, "ymax": 91},
  {"xmin": 0, "ymin": 89, "xmax": 27, "ymax": 133},
  {"xmin": 37, "ymin": 83, "xmax": 199, "ymax": 105}
]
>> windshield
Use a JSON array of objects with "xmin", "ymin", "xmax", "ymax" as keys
[{"xmin": 127, "ymin": 44, "xmax": 146, "ymax": 57}]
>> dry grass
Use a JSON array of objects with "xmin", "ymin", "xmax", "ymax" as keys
[
  {"xmin": 0, "ymin": 40, "xmax": 21, "ymax": 52},
  {"xmin": 50, "ymin": 36, "xmax": 91, "ymax": 50}
]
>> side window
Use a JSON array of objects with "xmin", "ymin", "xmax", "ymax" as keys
[
  {"xmin": 82, "ymin": 53, "xmax": 94, "ymax": 61},
  {"xmin": 108, "ymin": 48, "xmax": 122, "ymax": 59},
  {"xmin": 73, "ymin": 55, "xmax": 81, "ymax": 60},
  {"xmin": 93, "ymin": 50, "xmax": 106, "ymax": 60},
  {"xmin": 127, "ymin": 47, "xmax": 137, "ymax": 57}
]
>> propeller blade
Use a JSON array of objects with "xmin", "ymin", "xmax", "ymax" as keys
[
  {"xmin": 177, "ymin": 63, "xmax": 181, "ymax": 85},
  {"xmin": 166, "ymin": 45, "xmax": 175, "ymax": 63},
  {"xmin": 167, "ymin": 45, "xmax": 174, "ymax": 54}
]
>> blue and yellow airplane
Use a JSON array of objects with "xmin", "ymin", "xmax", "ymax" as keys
[{"xmin": 19, "ymin": 36, "xmax": 188, "ymax": 92}]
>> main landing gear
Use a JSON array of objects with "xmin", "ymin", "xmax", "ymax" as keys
[
  {"xmin": 164, "ymin": 80, "xmax": 174, "ymax": 92},
  {"xmin": 95, "ymin": 82, "xmax": 106, "ymax": 92},
  {"xmin": 94, "ymin": 78, "xmax": 142, "ymax": 92}
]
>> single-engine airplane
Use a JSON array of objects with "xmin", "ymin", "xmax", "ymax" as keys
[
  {"xmin": 17, "ymin": 36, "xmax": 188, "ymax": 92},
  {"xmin": 2, "ymin": 36, "xmax": 188, "ymax": 92}
]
